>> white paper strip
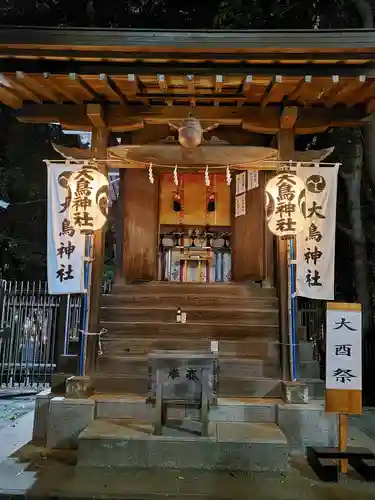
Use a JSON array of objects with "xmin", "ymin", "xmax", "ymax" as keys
[
  {"xmin": 47, "ymin": 163, "xmax": 85, "ymax": 294},
  {"xmin": 235, "ymin": 172, "xmax": 246, "ymax": 195},
  {"xmin": 296, "ymin": 164, "xmax": 339, "ymax": 300},
  {"xmin": 235, "ymin": 193, "xmax": 246, "ymax": 217},
  {"xmin": 326, "ymin": 304, "xmax": 362, "ymax": 391},
  {"xmin": 247, "ymin": 169, "xmax": 259, "ymax": 191}
]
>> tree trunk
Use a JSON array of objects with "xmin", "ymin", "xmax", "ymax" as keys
[
  {"xmin": 341, "ymin": 128, "xmax": 373, "ymax": 334},
  {"xmin": 355, "ymin": 0, "xmax": 374, "ymax": 28}
]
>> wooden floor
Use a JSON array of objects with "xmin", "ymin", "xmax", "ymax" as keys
[{"xmin": 94, "ymin": 281, "xmax": 281, "ymax": 397}]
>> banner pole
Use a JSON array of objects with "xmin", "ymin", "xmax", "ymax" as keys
[
  {"xmin": 290, "ymin": 237, "xmax": 297, "ymax": 381},
  {"xmin": 288, "ymin": 238, "xmax": 295, "ymax": 381},
  {"xmin": 79, "ymin": 234, "xmax": 92, "ymax": 376}
]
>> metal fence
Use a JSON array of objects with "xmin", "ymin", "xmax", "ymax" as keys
[
  {"xmin": 0, "ymin": 280, "xmax": 84, "ymax": 389},
  {"xmin": 297, "ymin": 297, "xmax": 326, "ymax": 375}
]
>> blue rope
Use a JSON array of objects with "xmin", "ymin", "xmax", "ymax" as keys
[{"xmin": 79, "ymin": 236, "xmax": 91, "ymax": 376}]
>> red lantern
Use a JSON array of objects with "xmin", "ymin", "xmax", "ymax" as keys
[
  {"xmin": 207, "ymin": 192, "xmax": 216, "ymax": 212},
  {"xmin": 173, "ymin": 193, "xmax": 182, "ymax": 212}
]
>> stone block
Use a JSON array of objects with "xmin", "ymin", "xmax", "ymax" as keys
[
  {"xmin": 46, "ymin": 397, "xmax": 95, "ymax": 450},
  {"xmin": 277, "ymin": 402, "xmax": 338, "ymax": 452},
  {"xmin": 307, "ymin": 379, "xmax": 325, "ymax": 399},
  {"xmin": 51, "ymin": 373, "xmax": 70, "ymax": 396},
  {"xmin": 299, "ymin": 361, "xmax": 320, "ymax": 379},
  {"xmin": 282, "ymin": 381, "xmax": 308, "ymax": 404},
  {"xmin": 96, "ymin": 397, "xmax": 153, "ymax": 420},
  {"xmin": 66, "ymin": 376, "xmax": 93, "ymax": 398},
  {"xmin": 209, "ymin": 401, "xmax": 277, "ymax": 423},
  {"xmin": 32, "ymin": 389, "xmax": 52, "ymax": 445},
  {"xmin": 77, "ymin": 419, "xmax": 288, "ymax": 471},
  {"xmin": 298, "ymin": 341, "xmax": 315, "ymax": 362}
]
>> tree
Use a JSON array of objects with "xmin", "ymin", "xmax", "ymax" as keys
[{"xmin": 0, "ymin": 116, "xmax": 63, "ymax": 280}]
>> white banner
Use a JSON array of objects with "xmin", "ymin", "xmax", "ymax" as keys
[
  {"xmin": 296, "ymin": 164, "xmax": 339, "ymax": 300},
  {"xmin": 47, "ymin": 163, "xmax": 85, "ymax": 294},
  {"xmin": 326, "ymin": 303, "xmax": 362, "ymax": 391}
]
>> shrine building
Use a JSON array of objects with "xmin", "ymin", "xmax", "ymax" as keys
[{"xmin": 0, "ymin": 26, "xmax": 373, "ymax": 397}]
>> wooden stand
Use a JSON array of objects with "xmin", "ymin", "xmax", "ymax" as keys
[{"xmin": 339, "ymin": 413, "xmax": 348, "ymax": 473}]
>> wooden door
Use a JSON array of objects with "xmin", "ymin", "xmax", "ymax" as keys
[{"xmin": 231, "ymin": 171, "xmax": 266, "ymax": 282}]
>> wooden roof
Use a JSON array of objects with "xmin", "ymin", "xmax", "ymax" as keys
[{"xmin": 0, "ymin": 27, "xmax": 375, "ymax": 133}]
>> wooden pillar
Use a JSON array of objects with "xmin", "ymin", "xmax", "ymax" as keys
[
  {"xmin": 121, "ymin": 126, "xmax": 160, "ymax": 282},
  {"xmin": 231, "ymin": 171, "xmax": 266, "ymax": 282},
  {"xmin": 115, "ymin": 169, "xmax": 125, "ymax": 279},
  {"xmin": 122, "ymin": 169, "xmax": 159, "ymax": 281},
  {"xmin": 86, "ymin": 126, "xmax": 109, "ymax": 375},
  {"xmin": 277, "ymin": 128, "xmax": 295, "ymax": 381},
  {"xmin": 263, "ymin": 171, "xmax": 275, "ymax": 288}
]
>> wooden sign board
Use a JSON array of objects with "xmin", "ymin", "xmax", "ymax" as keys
[{"xmin": 325, "ymin": 302, "xmax": 362, "ymax": 415}]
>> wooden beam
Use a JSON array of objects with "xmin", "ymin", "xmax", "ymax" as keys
[
  {"xmin": 239, "ymin": 75, "xmax": 253, "ymax": 107},
  {"xmin": 324, "ymin": 75, "xmax": 367, "ymax": 107},
  {"xmin": 42, "ymin": 73, "xmax": 82, "ymax": 104},
  {"xmin": 0, "ymin": 59, "xmax": 373, "ymax": 77},
  {"xmin": 347, "ymin": 80, "xmax": 375, "ymax": 106},
  {"xmin": 260, "ymin": 75, "xmax": 283, "ymax": 109},
  {"xmin": 87, "ymin": 103, "xmax": 106, "ymax": 128},
  {"xmin": 288, "ymin": 75, "xmax": 312, "ymax": 102},
  {"xmin": 69, "ymin": 73, "xmax": 100, "ymax": 101},
  {"xmin": 127, "ymin": 73, "xmax": 148, "ymax": 104},
  {"xmin": 1, "ymin": 74, "xmax": 41, "ymax": 103},
  {"xmin": 15, "ymin": 103, "xmax": 369, "ymax": 134},
  {"xmin": 0, "ymin": 84, "xmax": 23, "ymax": 108},
  {"xmin": 16, "ymin": 71, "xmax": 61, "ymax": 103},
  {"xmin": 280, "ymin": 106, "xmax": 298, "ymax": 130},
  {"xmin": 187, "ymin": 74, "xmax": 196, "ymax": 107},
  {"xmin": 157, "ymin": 74, "xmax": 168, "ymax": 92},
  {"xmin": 214, "ymin": 75, "xmax": 223, "ymax": 107},
  {"xmin": 99, "ymin": 74, "xmax": 128, "ymax": 105}
]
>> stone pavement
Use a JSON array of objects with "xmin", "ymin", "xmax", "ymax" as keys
[
  {"xmin": 0, "ymin": 404, "xmax": 374, "ymax": 499},
  {"xmin": 1, "ymin": 446, "xmax": 375, "ymax": 500}
]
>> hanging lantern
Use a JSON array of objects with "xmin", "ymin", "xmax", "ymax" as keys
[
  {"xmin": 265, "ymin": 172, "xmax": 306, "ymax": 238},
  {"xmin": 207, "ymin": 193, "xmax": 216, "ymax": 212},
  {"xmin": 67, "ymin": 167, "xmax": 109, "ymax": 234},
  {"xmin": 173, "ymin": 193, "xmax": 182, "ymax": 212}
]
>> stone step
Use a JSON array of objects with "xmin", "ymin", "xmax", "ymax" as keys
[
  {"xmin": 94, "ymin": 396, "xmax": 279, "ymax": 423},
  {"xmin": 101, "ymin": 294, "xmax": 278, "ymax": 309},
  {"xmin": 100, "ymin": 306, "xmax": 279, "ymax": 325},
  {"xmin": 100, "ymin": 321, "xmax": 279, "ymax": 339},
  {"xmin": 92, "ymin": 374, "xmax": 283, "ymax": 398},
  {"xmin": 111, "ymin": 282, "xmax": 277, "ymax": 298},
  {"xmin": 96, "ymin": 355, "xmax": 281, "ymax": 378},
  {"xmin": 100, "ymin": 337, "xmax": 280, "ymax": 359},
  {"xmin": 77, "ymin": 419, "xmax": 288, "ymax": 471}
]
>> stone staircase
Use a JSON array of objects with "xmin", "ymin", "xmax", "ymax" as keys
[{"xmin": 94, "ymin": 281, "xmax": 283, "ymax": 397}]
